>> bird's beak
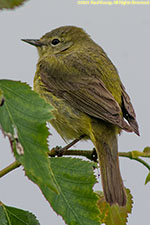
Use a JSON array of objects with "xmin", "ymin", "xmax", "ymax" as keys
[{"xmin": 21, "ymin": 39, "xmax": 43, "ymax": 47}]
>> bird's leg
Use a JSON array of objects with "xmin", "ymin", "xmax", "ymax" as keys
[{"xmin": 50, "ymin": 134, "xmax": 86, "ymax": 157}]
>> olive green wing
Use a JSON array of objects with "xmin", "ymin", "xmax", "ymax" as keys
[
  {"xmin": 40, "ymin": 69, "xmax": 133, "ymax": 133},
  {"xmin": 61, "ymin": 78, "xmax": 133, "ymax": 132}
]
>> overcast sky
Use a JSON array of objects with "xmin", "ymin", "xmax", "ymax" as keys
[{"xmin": 0, "ymin": 1, "xmax": 150, "ymax": 225}]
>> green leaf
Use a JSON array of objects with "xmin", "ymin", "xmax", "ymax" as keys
[
  {"xmin": 0, "ymin": 0, "xmax": 27, "ymax": 9},
  {"xmin": 0, "ymin": 80, "xmax": 58, "ymax": 193},
  {"xmin": 42, "ymin": 157, "xmax": 101, "ymax": 225},
  {"xmin": 145, "ymin": 172, "xmax": 150, "ymax": 185},
  {"xmin": 0, "ymin": 80, "xmax": 101, "ymax": 224},
  {"xmin": 97, "ymin": 188, "xmax": 133, "ymax": 225},
  {"xmin": 0, "ymin": 201, "xmax": 40, "ymax": 225}
]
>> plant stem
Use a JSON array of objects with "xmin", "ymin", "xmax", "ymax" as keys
[
  {"xmin": 49, "ymin": 148, "xmax": 150, "ymax": 171},
  {"xmin": 119, "ymin": 152, "xmax": 150, "ymax": 170},
  {"xmin": 1, "ymin": 147, "xmax": 150, "ymax": 179},
  {"xmin": 0, "ymin": 161, "xmax": 20, "ymax": 178}
]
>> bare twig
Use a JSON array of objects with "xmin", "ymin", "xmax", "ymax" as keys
[
  {"xmin": 0, "ymin": 136, "xmax": 150, "ymax": 178},
  {"xmin": 119, "ymin": 152, "xmax": 150, "ymax": 171},
  {"xmin": 0, "ymin": 161, "xmax": 20, "ymax": 178}
]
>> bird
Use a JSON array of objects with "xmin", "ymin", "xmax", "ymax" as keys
[{"xmin": 22, "ymin": 25, "xmax": 139, "ymax": 206}]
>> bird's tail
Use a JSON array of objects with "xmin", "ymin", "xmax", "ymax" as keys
[{"xmin": 92, "ymin": 126, "xmax": 126, "ymax": 206}]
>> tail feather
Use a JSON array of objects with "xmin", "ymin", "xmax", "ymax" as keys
[{"xmin": 95, "ymin": 134, "xmax": 126, "ymax": 206}]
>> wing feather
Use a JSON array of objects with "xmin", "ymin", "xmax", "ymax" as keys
[
  {"xmin": 40, "ymin": 68, "xmax": 133, "ymax": 132},
  {"xmin": 121, "ymin": 83, "xmax": 139, "ymax": 135}
]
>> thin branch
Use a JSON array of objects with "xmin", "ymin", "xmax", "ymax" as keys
[
  {"xmin": 119, "ymin": 151, "xmax": 150, "ymax": 158},
  {"xmin": 49, "ymin": 147, "xmax": 150, "ymax": 171},
  {"xmin": 119, "ymin": 152, "xmax": 150, "ymax": 171},
  {"xmin": 49, "ymin": 149, "xmax": 98, "ymax": 161},
  {"xmin": 0, "ymin": 161, "xmax": 20, "ymax": 178},
  {"xmin": 1, "ymin": 137, "xmax": 150, "ymax": 178}
]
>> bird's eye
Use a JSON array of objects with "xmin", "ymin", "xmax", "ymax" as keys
[{"xmin": 51, "ymin": 38, "xmax": 60, "ymax": 46}]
